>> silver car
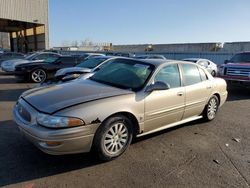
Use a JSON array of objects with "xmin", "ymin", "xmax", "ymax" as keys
[
  {"xmin": 13, "ymin": 58, "xmax": 227, "ymax": 161},
  {"xmin": 183, "ymin": 58, "xmax": 218, "ymax": 77},
  {"xmin": 135, "ymin": 54, "xmax": 166, "ymax": 60},
  {"xmin": 1, "ymin": 52, "xmax": 61, "ymax": 73},
  {"xmin": 54, "ymin": 56, "xmax": 114, "ymax": 82}
]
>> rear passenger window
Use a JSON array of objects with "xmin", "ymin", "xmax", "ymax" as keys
[
  {"xmin": 154, "ymin": 64, "xmax": 181, "ymax": 89},
  {"xmin": 199, "ymin": 68, "xmax": 208, "ymax": 81},
  {"xmin": 182, "ymin": 64, "xmax": 202, "ymax": 86}
]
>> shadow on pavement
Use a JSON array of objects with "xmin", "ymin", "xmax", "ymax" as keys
[
  {"xmin": 0, "ymin": 120, "xmax": 102, "ymax": 187},
  {"xmin": 227, "ymin": 85, "xmax": 250, "ymax": 101},
  {"xmin": 0, "ymin": 89, "xmax": 27, "ymax": 102}
]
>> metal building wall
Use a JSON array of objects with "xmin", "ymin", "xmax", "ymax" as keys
[{"xmin": 0, "ymin": 0, "xmax": 49, "ymax": 49}]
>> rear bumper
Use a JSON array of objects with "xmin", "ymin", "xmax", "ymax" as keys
[
  {"xmin": 220, "ymin": 91, "xmax": 228, "ymax": 107},
  {"xmin": 13, "ymin": 99, "xmax": 99, "ymax": 155}
]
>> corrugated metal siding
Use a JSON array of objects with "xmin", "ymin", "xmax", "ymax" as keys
[
  {"xmin": 59, "ymin": 51, "xmax": 234, "ymax": 65},
  {"xmin": 0, "ymin": 0, "xmax": 48, "ymax": 24},
  {"xmin": 0, "ymin": 0, "xmax": 49, "ymax": 49}
]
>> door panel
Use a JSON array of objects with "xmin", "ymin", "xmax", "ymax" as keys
[
  {"xmin": 183, "ymin": 81, "xmax": 211, "ymax": 119},
  {"xmin": 144, "ymin": 87, "xmax": 185, "ymax": 132}
]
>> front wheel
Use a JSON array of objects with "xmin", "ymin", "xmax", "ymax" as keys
[
  {"xmin": 31, "ymin": 69, "xmax": 47, "ymax": 83},
  {"xmin": 93, "ymin": 115, "xmax": 133, "ymax": 161},
  {"xmin": 203, "ymin": 95, "xmax": 219, "ymax": 121}
]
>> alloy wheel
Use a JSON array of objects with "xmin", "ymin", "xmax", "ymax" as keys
[
  {"xmin": 103, "ymin": 122, "xmax": 129, "ymax": 155},
  {"xmin": 207, "ymin": 98, "xmax": 218, "ymax": 120},
  {"xmin": 31, "ymin": 69, "xmax": 46, "ymax": 83}
]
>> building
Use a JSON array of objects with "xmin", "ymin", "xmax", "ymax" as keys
[{"xmin": 0, "ymin": 0, "xmax": 49, "ymax": 53}]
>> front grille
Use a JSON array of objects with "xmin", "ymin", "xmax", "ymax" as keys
[
  {"xmin": 17, "ymin": 102, "xmax": 31, "ymax": 122},
  {"xmin": 225, "ymin": 67, "xmax": 250, "ymax": 77}
]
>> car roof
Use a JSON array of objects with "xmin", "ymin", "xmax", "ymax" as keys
[
  {"xmin": 114, "ymin": 57, "xmax": 195, "ymax": 68},
  {"xmin": 183, "ymin": 58, "xmax": 209, "ymax": 61}
]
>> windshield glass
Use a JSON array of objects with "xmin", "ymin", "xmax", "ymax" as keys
[
  {"xmin": 184, "ymin": 59, "xmax": 197, "ymax": 63},
  {"xmin": 90, "ymin": 59, "xmax": 154, "ymax": 91},
  {"xmin": 46, "ymin": 57, "xmax": 59, "ymax": 63},
  {"xmin": 77, "ymin": 58, "xmax": 108, "ymax": 69},
  {"xmin": 25, "ymin": 53, "xmax": 38, "ymax": 60},
  {"xmin": 230, "ymin": 53, "xmax": 250, "ymax": 63}
]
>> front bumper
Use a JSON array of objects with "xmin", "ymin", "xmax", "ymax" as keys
[
  {"xmin": 219, "ymin": 75, "xmax": 250, "ymax": 87},
  {"xmin": 13, "ymin": 98, "xmax": 99, "ymax": 155}
]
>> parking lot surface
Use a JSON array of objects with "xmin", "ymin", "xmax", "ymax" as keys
[{"xmin": 0, "ymin": 71, "xmax": 250, "ymax": 188}]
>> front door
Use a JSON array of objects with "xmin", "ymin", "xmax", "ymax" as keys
[{"xmin": 144, "ymin": 64, "xmax": 185, "ymax": 132}]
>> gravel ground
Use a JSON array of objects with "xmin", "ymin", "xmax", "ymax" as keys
[{"xmin": 0, "ymin": 72, "xmax": 250, "ymax": 188}]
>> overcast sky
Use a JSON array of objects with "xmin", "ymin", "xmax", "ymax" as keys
[{"xmin": 49, "ymin": 0, "xmax": 250, "ymax": 47}]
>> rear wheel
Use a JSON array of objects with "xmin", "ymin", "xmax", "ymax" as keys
[
  {"xmin": 211, "ymin": 70, "xmax": 216, "ymax": 77},
  {"xmin": 93, "ymin": 115, "xmax": 133, "ymax": 161},
  {"xmin": 203, "ymin": 95, "xmax": 219, "ymax": 121},
  {"xmin": 31, "ymin": 69, "xmax": 47, "ymax": 83}
]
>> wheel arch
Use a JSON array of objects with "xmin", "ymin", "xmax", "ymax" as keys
[
  {"xmin": 101, "ymin": 111, "xmax": 140, "ymax": 137},
  {"xmin": 212, "ymin": 92, "xmax": 221, "ymax": 106}
]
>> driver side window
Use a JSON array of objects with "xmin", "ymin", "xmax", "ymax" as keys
[{"xmin": 154, "ymin": 64, "xmax": 181, "ymax": 89}]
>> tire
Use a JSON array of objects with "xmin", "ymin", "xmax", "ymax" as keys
[
  {"xmin": 30, "ymin": 69, "xmax": 47, "ymax": 83},
  {"xmin": 211, "ymin": 70, "xmax": 216, "ymax": 77},
  {"xmin": 93, "ymin": 115, "xmax": 133, "ymax": 161},
  {"xmin": 203, "ymin": 95, "xmax": 219, "ymax": 121}
]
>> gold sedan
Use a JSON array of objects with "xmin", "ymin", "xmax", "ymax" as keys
[{"xmin": 13, "ymin": 58, "xmax": 227, "ymax": 161}]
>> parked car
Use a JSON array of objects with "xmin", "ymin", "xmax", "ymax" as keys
[
  {"xmin": 183, "ymin": 58, "xmax": 218, "ymax": 77},
  {"xmin": 79, "ymin": 53, "xmax": 105, "ymax": 60},
  {"xmin": 135, "ymin": 54, "xmax": 166, "ymax": 60},
  {"xmin": 53, "ymin": 56, "xmax": 114, "ymax": 83},
  {"xmin": 218, "ymin": 52, "xmax": 250, "ymax": 87},
  {"xmin": 15, "ymin": 55, "xmax": 85, "ymax": 83},
  {"xmin": 105, "ymin": 52, "xmax": 132, "ymax": 57},
  {"xmin": 0, "ymin": 52, "xmax": 25, "ymax": 65},
  {"xmin": 1, "ymin": 52, "xmax": 61, "ymax": 73},
  {"xmin": 13, "ymin": 58, "xmax": 227, "ymax": 161}
]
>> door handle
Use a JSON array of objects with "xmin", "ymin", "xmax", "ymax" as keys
[{"xmin": 177, "ymin": 92, "xmax": 184, "ymax": 96}]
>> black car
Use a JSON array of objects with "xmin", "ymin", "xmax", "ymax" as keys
[{"xmin": 15, "ymin": 56, "xmax": 84, "ymax": 83}]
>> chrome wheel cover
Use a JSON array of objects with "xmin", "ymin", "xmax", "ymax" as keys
[
  {"xmin": 103, "ymin": 122, "xmax": 128, "ymax": 155},
  {"xmin": 207, "ymin": 98, "xmax": 218, "ymax": 119},
  {"xmin": 32, "ymin": 70, "xmax": 46, "ymax": 83}
]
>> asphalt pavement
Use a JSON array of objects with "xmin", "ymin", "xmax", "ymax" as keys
[{"xmin": 0, "ymin": 72, "xmax": 250, "ymax": 188}]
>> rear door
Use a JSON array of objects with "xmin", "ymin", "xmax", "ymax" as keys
[
  {"xmin": 181, "ymin": 63, "xmax": 212, "ymax": 119},
  {"xmin": 144, "ymin": 64, "xmax": 185, "ymax": 132}
]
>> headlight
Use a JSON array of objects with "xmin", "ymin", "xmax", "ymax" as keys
[
  {"xmin": 219, "ymin": 66, "xmax": 224, "ymax": 74},
  {"xmin": 36, "ymin": 113, "xmax": 85, "ymax": 128}
]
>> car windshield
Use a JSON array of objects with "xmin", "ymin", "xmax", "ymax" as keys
[
  {"xmin": 184, "ymin": 59, "xmax": 197, "ymax": 63},
  {"xmin": 25, "ymin": 53, "xmax": 38, "ymax": 60},
  {"xmin": 230, "ymin": 53, "xmax": 250, "ymax": 63},
  {"xmin": 90, "ymin": 59, "xmax": 154, "ymax": 91},
  {"xmin": 77, "ymin": 58, "xmax": 108, "ymax": 69},
  {"xmin": 46, "ymin": 57, "xmax": 59, "ymax": 63}
]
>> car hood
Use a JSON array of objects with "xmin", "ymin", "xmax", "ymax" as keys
[
  {"xmin": 21, "ymin": 79, "xmax": 133, "ymax": 114},
  {"xmin": 1, "ymin": 59, "xmax": 28, "ymax": 66},
  {"xmin": 55, "ymin": 67, "xmax": 92, "ymax": 77},
  {"xmin": 2, "ymin": 59, "xmax": 43, "ymax": 67}
]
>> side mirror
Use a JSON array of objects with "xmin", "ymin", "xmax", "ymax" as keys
[
  {"xmin": 145, "ymin": 81, "xmax": 170, "ymax": 92},
  {"xmin": 224, "ymin": 60, "xmax": 229, "ymax": 64}
]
